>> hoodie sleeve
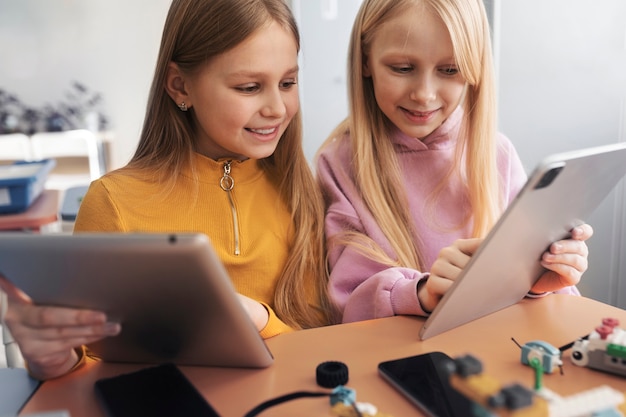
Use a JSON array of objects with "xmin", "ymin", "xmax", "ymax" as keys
[{"xmin": 317, "ymin": 141, "xmax": 430, "ymax": 323}]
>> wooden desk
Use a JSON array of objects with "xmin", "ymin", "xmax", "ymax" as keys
[
  {"xmin": 0, "ymin": 189, "xmax": 59, "ymax": 231},
  {"xmin": 21, "ymin": 295, "xmax": 626, "ymax": 416}
]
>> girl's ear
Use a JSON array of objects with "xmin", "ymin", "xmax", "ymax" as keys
[{"xmin": 165, "ymin": 62, "xmax": 192, "ymax": 109}]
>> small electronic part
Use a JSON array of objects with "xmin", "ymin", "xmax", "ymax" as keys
[
  {"xmin": 448, "ymin": 353, "xmax": 626, "ymax": 417},
  {"xmin": 449, "ymin": 354, "xmax": 548, "ymax": 416},
  {"xmin": 330, "ymin": 386, "xmax": 357, "ymax": 407},
  {"xmin": 570, "ymin": 317, "xmax": 626, "ymax": 377},
  {"xmin": 329, "ymin": 386, "xmax": 394, "ymax": 417},
  {"xmin": 513, "ymin": 338, "xmax": 563, "ymax": 374}
]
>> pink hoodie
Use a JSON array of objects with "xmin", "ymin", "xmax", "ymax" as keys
[{"xmin": 316, "ymin": 108, "xmax": 579, "ymax": 323}]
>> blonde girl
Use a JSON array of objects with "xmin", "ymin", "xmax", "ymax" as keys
[{"xmin": 317, "ymin": 0, "xmax": 592, "ymax": 322}]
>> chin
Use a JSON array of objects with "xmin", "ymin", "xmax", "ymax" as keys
[
  {"xmin": 253, "ymin": 143, "xmax": 281, "ymax": 160},
  {"xmin": 242, "ymin": 150, "xmax": 276, "ymax": 161}
]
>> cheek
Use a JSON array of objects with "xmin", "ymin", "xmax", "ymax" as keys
[
  {"xmin": 215, "ymin": 97, "xmax": 250, "ymax": 125},
  {"xmin": 285, "ymin": 93, "xmax": 300, "ymax": 119},
  {"xmin": 196, "ymin": 105, "xmax": 236, "ymax": 138},
  {"xmin": 373, "ymin": 78, "xmax": 401, "ymax": 109},
  {"xmin": 442, "ymin": 82, "xmax": 466, "ymax": 106}
]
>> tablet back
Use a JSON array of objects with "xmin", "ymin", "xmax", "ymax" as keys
[
  {"xmin": 419, "ymin": 142, "xmax": 626, "ymax": 340},
  {"xmin": 0, "ymin": 233, "xmax": 274, "ymax": 368}
]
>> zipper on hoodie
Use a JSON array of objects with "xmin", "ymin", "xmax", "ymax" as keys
[{"xmin": 220, "ymin": 161, "xmax": 240, "ymax": 255}]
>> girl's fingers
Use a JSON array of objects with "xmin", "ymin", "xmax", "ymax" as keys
[
  {"xmin": 455, "ymin": 238, "xmax": 483, "ymax": 256},
  {"xmin": 9, "ymin": 304, "xmax": 109, "ymax": 329},
  {"xmin": 425, "ymin": 274, "xmax": 455, "ymax": 297},
  {"xmin": 571, "ymin": 223, "xmax": 593, "ymax": 241},
  {"xmin": 549, "ymin": 239, "xmax": 589, "ymax": 258},
  {"xmin": 543, "ymin": 263, "xmax": 583, "ymax": 284},
  {"xmin": 18, "ymin": 322, "xmax": 121, "ymax": 343},
  {"xmin": 543, "ymin": 250, "xmax": 588, "ymax": 274},
  {"xmin": 437, "ymin": 246, "xmax": 470, "ymax": 270},
  {"xmin": 430, "ymin": 260, "xmax": 462, "ymax": 282}
]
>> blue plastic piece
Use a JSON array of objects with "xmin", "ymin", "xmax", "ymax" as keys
[
  {"xmin": 0, "ymin": 159, "xmax": 55, "ymax": 214},
  {"xmin": 330, "ymin": 386, "xmax": 356, "ymax": 406},
  {"xmin": 520, "ymin": 340, "xmax": 562, "ymax": 374}
]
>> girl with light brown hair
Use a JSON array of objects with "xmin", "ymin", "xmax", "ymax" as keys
[{"xmin": 1, "ymin": 0, "xmax": 334, "ymax": 380}]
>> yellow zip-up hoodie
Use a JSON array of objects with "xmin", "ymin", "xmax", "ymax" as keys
[{"xmin": 74, "ymin": 153, "xmax": 297, "ymax": 344}]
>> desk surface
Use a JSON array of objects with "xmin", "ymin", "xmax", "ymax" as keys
[
  {"xmin": 0, "ymin": 189, "xmax": 59, "ymax": 231},
  {"xmin": 21, "ymin": 295, "xmax": 626, "ymax": 416}
]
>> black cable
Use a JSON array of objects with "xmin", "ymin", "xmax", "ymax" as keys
[
  {"xmin": 559, "ymin": 334, "xmax": 589, "ymax": 352},
  {"xmin": 243, "ymin": 391, "xmax": 330, "ymax": 417}
]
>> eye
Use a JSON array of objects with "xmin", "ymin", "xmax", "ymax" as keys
[
  {"xmin": 235, "ymin": 84, "xmax": 260, "ymax": 93},
  {"xmin": 280, "ymin": 79, "xmax": 297, "ymax": 89},
  {"xmin": 391, "ymin": 64, "xmax": 413, "ymax": 74},
  {"xmin": 439, "ymin": 66, "xmax": 459, "ymax": 76}
]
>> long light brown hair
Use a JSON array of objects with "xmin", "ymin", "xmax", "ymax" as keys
[
  {"xmin": 123, "ymin": 0, "xmax": 334, "ymax": 329},
  {"xmin": 321, "ymin": 0, "xmax": 502, "ymax": 271}
]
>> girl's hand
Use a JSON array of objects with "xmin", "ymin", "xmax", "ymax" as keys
[
  {"xmin": 418, "ymin": 238, "xmax": 483, "ymax": 313},
  {"xmin": 531, "ymin": 224, "xmax": 593, "ymax": 294},
  {"xmin": 0, "ymin": 277, "xmax": 120, "ymax": 380},
  {"xmin": 236, "ymin": 293, "xmax": 269, "ymax": 331}
]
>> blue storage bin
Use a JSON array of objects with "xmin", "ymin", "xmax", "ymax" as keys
[{"xmin": 0, "ymin": 159, "xmax": 56, "ymax": 214}]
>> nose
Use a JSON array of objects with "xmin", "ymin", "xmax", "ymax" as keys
[
  {"xmin": 409, "ymin": 73, "xmax": 437, "ymax": 104},
  {"xmin": 260, "ymin": 88, "xmax": 287, "ymax": 118}
]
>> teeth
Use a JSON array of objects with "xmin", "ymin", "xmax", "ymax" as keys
[{"xmin": 249, "ymin": 128, "xmax": 275, "ymax": 135}]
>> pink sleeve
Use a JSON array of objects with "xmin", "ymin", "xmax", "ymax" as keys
[
  {"xmin": 318, "ymin": 149, "xmax": 430, "ymax": 322},
  {"xmin": 339, "ymin": 264, "xmax": 431, "ymax": 322},
  {"xmin": 326, "ymin": 208, "xmax": 431, "ymax": 322}
]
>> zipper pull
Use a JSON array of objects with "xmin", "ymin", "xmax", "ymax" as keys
[
  {"xmin": 220, "ymin": 161, "xmax": 241, "ymax": 256},
  {"xmin": 220, "ymin": 161, "xmax": 234, "ymax": 191}
]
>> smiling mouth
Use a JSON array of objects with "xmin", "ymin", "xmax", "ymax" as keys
[
  {"xmin": 403, "ymin": 108, "xmax": 437, "ymax": 117},
  {"xmin": 246, "ymin": 127, "xmax": 277, "ymax": 135}
]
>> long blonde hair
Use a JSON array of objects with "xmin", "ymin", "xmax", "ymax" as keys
[
  {"xmin": 123, "ymin": 0, "xmax": 334, "ymax": 329},
  {"xmin": 322, "ymin": 0, "xmax": 502, "ymax": 271}
]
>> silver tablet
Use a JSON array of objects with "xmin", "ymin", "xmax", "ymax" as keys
[
  {"xmin": 419, "ymin": 142, "xmax": 626, "ymax": 340},
  {"xmin": 0, "ymin": 232, "xmax": 274, "ymax": 368}
]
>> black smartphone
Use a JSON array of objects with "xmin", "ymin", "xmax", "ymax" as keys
[
  {"xmin": 94, "ymin": 363, "xmax": 221, "ymax": 417},
  {"xmin": 378, "ymin": 352, "xmax": 474, "ymax": 417}
]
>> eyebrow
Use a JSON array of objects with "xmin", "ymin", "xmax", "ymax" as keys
[{"xmin": 229, "ymin": 65, "xmax": 299, "ymax": 78}]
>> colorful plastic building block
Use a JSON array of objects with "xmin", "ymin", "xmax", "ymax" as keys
[
  {"xmin": 449, "ymin": 354, "xmax": 549, "ymax": 416},
  {"xmin": 329, "ymin": 385, "xmax": 394, "ymax": 417},
  {"xmin": 570, "ymin": 318, "xmax": 626, "ymax": 377},
  {"xmin": 520, "ymin": 340, "xmax": 563, "ymax": 374},
  {"xmin": 449, "ymin": 353, "xmax": 626, "ymax": 417}
]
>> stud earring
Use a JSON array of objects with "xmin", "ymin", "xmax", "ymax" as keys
[{"xmin": 178, "ymin": 102, "xmax": 188, "ymax": 111}]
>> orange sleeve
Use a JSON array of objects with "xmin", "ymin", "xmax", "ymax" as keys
[{"xmin": 259, "ymin": 302, "xmax": 294, "ymax": 339}]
